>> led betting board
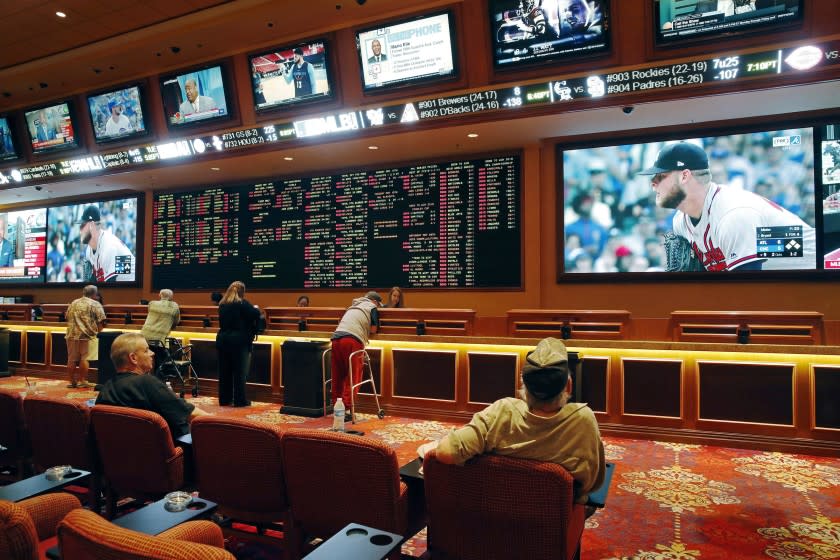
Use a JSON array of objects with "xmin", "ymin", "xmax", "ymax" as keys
[
  {"xmin": 152, "ymin": 155, "xmax": 521, "ymax": 290},
  {"xmin": 1, "ymin": 41, "xmax": 838, "ymax": 187}
]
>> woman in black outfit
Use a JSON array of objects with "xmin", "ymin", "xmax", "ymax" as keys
[{"xmin": 216, "ymin": 281, "xmax": 261, "ymax": 407}]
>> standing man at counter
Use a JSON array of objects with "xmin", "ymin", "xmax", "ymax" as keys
[
  {"xmin": 330, "ymin": 291, "xmax": 381, "ymax": 418},
  {"xmin": 65, "ymin": 285, "xmax": 106, "ymax": 389},
  {"xmin": 141, "ymin": 288, "xmax": 180, "ymax": 346}
]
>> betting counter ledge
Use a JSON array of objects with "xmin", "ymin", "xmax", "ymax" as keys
[{"xmin": 3, "ymin": 317, "xmax": 839, "ymax": 458}]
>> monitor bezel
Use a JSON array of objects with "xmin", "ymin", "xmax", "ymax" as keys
[
  {"xmin": 23, "ymin": 99, "xmax": 81, "ymax": 156},
  {"xmin": 355, "ymin": 9, "xmax": 460, "ymax": 94},
  {"xmin": 248, "ymin": 36, "xmax": 337, "ymax": 114},
  {"xmin": 85, "ymin": 81, "xmax": 153, "ymax": 145},
  {"xmin": 158, "ymin": 61, "xmax": 235, "ymax": 131}
]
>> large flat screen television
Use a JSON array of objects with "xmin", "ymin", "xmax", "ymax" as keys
[
  {"xmin": 46, "ymin": 196, "xmax": 139, "ymax": 284},
  {"xmin": 488, "ymin": 0, "xmax": 611, "ymax": 70},
  {"xmin": 655, "ymin": 0, "xmax": 803, "ymax": 45},
  {"xmin": 86, "ymin": 84, "xmax": 149, "ymax": 143},
  {"xmin": 356, "ymin": 11, "xmax": 457, "ymax": 92},
  {"xmin": 821, "ymin": 123, "xmax": 840, "ymax": 269},
  {"xmin": 562, "ymin": 125, "xmax": 817, "ymax": 275},
  {"xmin": 0, "ymin": 208, "xmax": 47, "ymax": 284},
  {"xmin": 23, "ymin": 101, "xmax": 78, "ymax": 154},
  {"xmin": 160, "ymin": 64, "xmax": 230, "ymax": 128},
  {"xmin": 0, "ymin": 117, "xmax": 18, "ymax": 162},
  {"xmin": 249, "ymin": 39, "xmax": 333, "ymax": 111}
]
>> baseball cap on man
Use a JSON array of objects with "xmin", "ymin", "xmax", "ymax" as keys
[
  {"xmin": 364, "ymin": 291, "xmax": 382, "ymax": 303},
  {"xmin": 77, "ymin": 205, "xmax": 101, "ymax": 224},
  {"xmin": 521, "ymin": 337, "xmax": 570, "ymax": 401},
  {"xmin": 638, "ymin": 142, "xmax": 709, "ymax": 175}
]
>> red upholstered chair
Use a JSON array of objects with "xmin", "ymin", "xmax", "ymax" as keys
[
  {"xmin": 190, "ymin": 416, "xmax": 290, "ymax": 533},
  {"xmin": 422, "ymin": 450, "xmax": 586, "ymax": 560},
  {"xmin": 89, "ymin": 405, "xmax": 185, "ymax": 518},
  {"xmin": 22, "ymin": 395, "xmax": 100, "ymax": 509},
  {"xmin": 280, "ymin": 429, "xmax": 423, "ymax": 560},
  {"xmin": 58, "ymin": 507, "xmax": 235, "ymax": 559},
  {"xmin": 0, "ymin": 492, "xmax": 82, "ymax": 560},
  {"xmin": 0, "ymin": 388, "xmax": 27, "ymax": 480}
]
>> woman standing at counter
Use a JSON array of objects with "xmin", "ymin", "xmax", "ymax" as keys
[
  {"xmin": 216, "ymin": 281, "xmax": 262, "ymax": 407},
  {"xmin": 385, "ymin": 286, "xmax": 405, "ymax": 308}
]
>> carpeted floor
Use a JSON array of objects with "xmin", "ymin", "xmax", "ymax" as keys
[{"xmin": 3, "ymin": 375, "xmax": 839, "ymax": 559}]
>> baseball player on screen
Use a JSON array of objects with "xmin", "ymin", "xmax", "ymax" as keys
[
  {"xmin": 78, "ymin": 205, "xmax": 135, "ymax": 282},
  {"xmin": 639, "ymin": 142, "xmax": 815, "ymax": 271}
]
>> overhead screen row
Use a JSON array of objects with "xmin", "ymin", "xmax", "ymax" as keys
[{"xmin": 0, "ymin": 1, "xmax": 805, "ymax": 163}]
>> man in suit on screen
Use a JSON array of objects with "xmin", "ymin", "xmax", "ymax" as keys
[
  {"xmin": 178, "ymin": 78, "xmax": 218, "ymax": 116},
  {"xmin": 367, "ymin": 39, "xmax": 387, "ymax": 63}
]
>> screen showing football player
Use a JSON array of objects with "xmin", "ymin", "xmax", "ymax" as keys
[
  {"xmin": 283, "ymin": 47, "xmax": 317, "ymax": 97},
  {"xmin": 78, "ymin": 205, "xmax": 136, "ymax": 282},
  {"xmin": 640, "ymin": 142, "xmax": 815, "ymax": 271}
]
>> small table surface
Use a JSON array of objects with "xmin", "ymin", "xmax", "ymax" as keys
[
  {"xmin": 302, "ymin": 523, "xmax": 403, "ymax": 560},
  {"xmin": 112, "ymin": 495, "xmax": 218, "ymax": 535},
  {"xmin": 46, "ymin": 496, "xmax": 218, "ymax": 559},
  {"xmin": 0, "ymin": 469, "xmax": 91, "ymax": 503}
]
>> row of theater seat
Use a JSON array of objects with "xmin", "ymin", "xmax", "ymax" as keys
[{"xmin": 1, "ymin": 388, "xmax": 588, "ymax": 560}]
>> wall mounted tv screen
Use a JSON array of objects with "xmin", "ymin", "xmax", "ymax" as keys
[
  {"xmin": 0, "ymin": 208, "xmax": 47, "ymax": 284},
  {"xmin": 822, "ymin": 123, "xmax": 840, "ymax": 270},
  {"xmin": 160, "ymin": 65, "xmax": 230, "ymax": 127},
  {"xmin": 488, "ymin": 0, "xmax": 610, "ymax": 69},
  {"xmin": 356, "ymin": 11, "xmax": 457, "ymax": 92},
  {"xmin": 87, "ymin": 85, "xmax": 148, "ymax": 143},
  {"xmin": 562, "ymin": 125, "xmax": 817, "ymax": 275},
  {"xmin": 46, "ymin": 196, "xmax": 139, "ymax": 284},
  {"xmin": 655, "ymin": 0, "xmax": 803, "ymax": 45},
  {"xmin": 0, "ymin": 117, "xmax": 18, "ymax": 162},
  {"xmin": 249, "ymin": 39, "xmax": 333, "ymax": 111},
  {"xmin": 23, "ymin": 102, "xmax": 78, "ymax": 154}
]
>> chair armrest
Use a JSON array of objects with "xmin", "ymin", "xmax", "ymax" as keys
[
  {"xmin": 586, "ymin": 462, "xmax": 615, "ymax": 508},
  {"xmin": 19, "ymin": 492, "xmax": 82, "ymax": 540},
  {"xmin": 158, "ymin": 520, "xmax": 225, "ymax": 547}
]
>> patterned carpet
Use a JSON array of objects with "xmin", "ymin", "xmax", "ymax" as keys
[{"xmin": 3, "ymin": 375, "xmax": 839, "ymax": 559}]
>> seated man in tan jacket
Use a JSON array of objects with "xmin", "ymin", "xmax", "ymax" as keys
[{"xmin": 431, "ymin": 337, "xmax": 605, "ymax": 507}]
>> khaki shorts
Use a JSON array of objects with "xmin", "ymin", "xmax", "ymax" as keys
[{"xmin": 67, "ymin": 338, "xmax": 90, "ymax": 365}]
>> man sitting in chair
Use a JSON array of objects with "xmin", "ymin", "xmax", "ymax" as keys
[
  {"xmin": 429, "ymin": 337, "xmax": 605, "ymax": 510},
  {"xmin": 96, "ymin": 332, "xmax": 210, "ymax": 438}
]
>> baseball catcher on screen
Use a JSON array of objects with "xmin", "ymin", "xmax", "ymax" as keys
[{"xmin": 639, "ymin": 142, "xmax": 815, "ymax": 271}]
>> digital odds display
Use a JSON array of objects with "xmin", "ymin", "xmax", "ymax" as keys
[
  {"xmin": 562, "ymin": 125, "xmax": 817, "ymax": 275},
  {"xmin": 356, "ymin": 11, "xmax": 457, "ymax": 92},
  {"xmin": 488, "ymin": 0, "xmax": 610, "ymax": 69},
  {"xmin": 152, "ymin": 155, "xmax": 520, "ymax": 290}
]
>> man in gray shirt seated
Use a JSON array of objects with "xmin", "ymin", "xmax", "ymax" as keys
[{"xmin": 96, "ymin": 332, "xmax": 210, "ymax": 439}]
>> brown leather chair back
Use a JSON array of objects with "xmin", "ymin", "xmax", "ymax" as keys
[
  {"xmin": 23, "ymin": 395, "xmax": 94, "ymax": 473},
  {"xmin": 423, "ymin": 450, "xmax": 585, "ymax": 560},
  {"xmin": 280, "ymin": 429, "xmax": 409, "ymax": 542},
  {"xmin": 90, "ymin": 405, "xmax": 184, "ymax": 515},
  {"xmin": 191, "ymin": 416, "xmax": 288, "ymax": 524},
  {"xmin": 0, "ymin": 389, "xmax": 26, "ymax": 478}
]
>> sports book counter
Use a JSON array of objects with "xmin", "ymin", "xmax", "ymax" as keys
[{"xmin": 2, "ymin": 304, "xmax": 839, "ymax": 458}]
